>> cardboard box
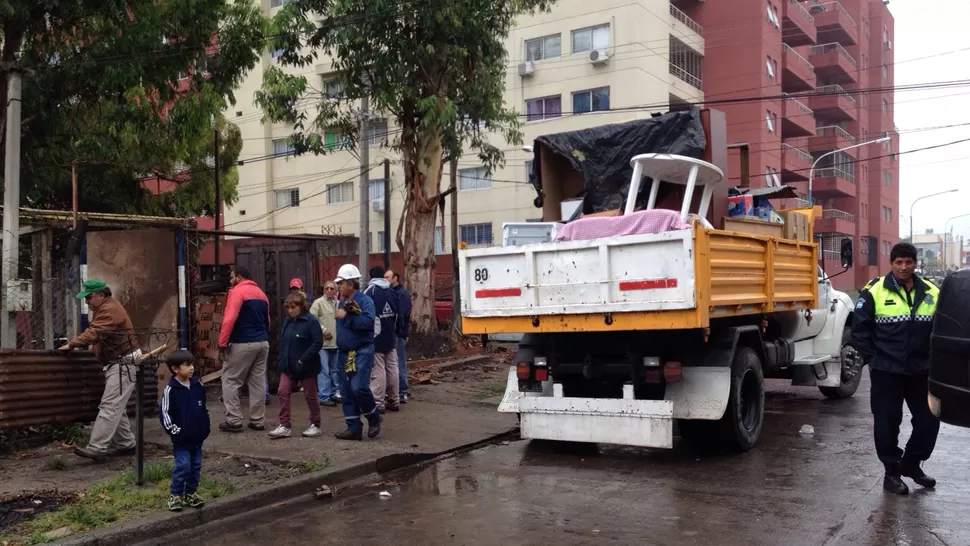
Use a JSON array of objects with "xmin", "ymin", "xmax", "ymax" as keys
[
  {"xmin": 723, "ymin": 216, "xmax": 785, "ymax": 238},
  {"xmin": 780, "ymin": 211, "xmax": 810, "ymax": 242}
]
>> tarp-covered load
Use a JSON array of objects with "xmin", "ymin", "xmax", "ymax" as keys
[{"xmin": 528, "ymin": 108, "xmax": 707, "ymax": 215}]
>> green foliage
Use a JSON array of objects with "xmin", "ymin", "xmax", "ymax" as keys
[{"xmin": 0, "ymin": 1, "xmax": 266, "ymax": 215}]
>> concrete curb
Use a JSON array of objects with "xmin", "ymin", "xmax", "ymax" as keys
[{"xmin": 58, "ymin": 428, "xmax": 518, "ymax": 546}]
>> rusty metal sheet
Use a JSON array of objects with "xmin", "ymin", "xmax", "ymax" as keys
[{"xmin": 0, "ymin": 350, "xmax": 156, "ymax": 430}]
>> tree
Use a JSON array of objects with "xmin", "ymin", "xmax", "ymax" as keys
[
  {"xmin": 257, "ymin": 0, "xmax": 552, "ymax": 337},
  {"xmin": 0, "ymin": 1, "xmax": 265, "ymax": 215}
]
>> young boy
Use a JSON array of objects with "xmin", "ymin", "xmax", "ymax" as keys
[{"xmin": 159, "ymin": 350, "xmax": 211, "ymax": 511}]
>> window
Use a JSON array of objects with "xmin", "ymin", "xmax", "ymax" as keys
[
  {"xmin": 764, "ymin": 166, "xmax": 780, "ymax": 187},
  {"xmin": 572, "ymin": 87, "xmax": 610, "ymax": 114},
  {"xmin": 459, "ymin": 167, "xmax": 490, "ymax": 191},
  {"xmin": 882, "ymin": 64, "xmax": 888, "ymax": 80},
  {"xmin": 765, "ymin": 110, "xmax": 775, "ymax": 133},
  {"xmin": 275, "ymin": 188, "xmax": 300, "ymax": 208},
  {"xmin": 325, "ymin": 130, "xmax": 345, "ymax": 150},
  {"xmin": 525, "ymin": 160, "xmax": 534, "ymax": 182},
  {"xmin": 525, "ymin": 96, "xmax": 562, "ymax": 121},
  {"xmin": 669, "ymin": 36, "xmax": 702, "ymax": 88},
  {"xmin": 525, "ymin": 34, "xmax": 561, "ymax": 61},
  {"xmin": 571, "ymin": 24, "xmax": 609, "ymax": 53},
  {"xmin": 860, "ymin": 237, "xmax": 868, "ymax": 255},
  {"xmin": 366, "ymin": 118, "xmax": 388, "ymax": 146},
  {"xmin": 368, "ymin": 180, "xmax": 385, "ymax": 203},
  {"xmin": 434, "ymin": 226, "xmax": 446, "ymax": 254},
  {"xmin": 881, "ymin": 206, "xmax": 893, "ymax": 222},
  {"xmin": 323, "ymin": 79, "xmax": 345, "ymax": 98},
  {"xmin": 883, "ymin": 171, "xmax": 892, "ymax": 186},
  {"xmin": 271, "ymin": 48, "xmax": 283, "ymax": 59},
  {"xmin": 376, "ymin": 231, "xmax": 386, "ymax": 253},
  {"xmin": 882, "ymin": 98, "xmax": 888, "ymax": 113},
  {"xmin": 766, "ymin": 55, "xmax": 775, "ymax": 79},
  {"xmin": 460, "ymin": 223, "xmax": 493, "ymax": 246},
  {"xmin": 766, "ymin": 2, "xmax": 779, "ymax": 28},
  {"xmin": 272, "ymin": 138, "xmax": 295, "ymax": 156},
  {"xmin": 367, "ymin": 232, "xmax": 373, "ymax": 253},
  {"xmin": 326, "ymin": 182, "xmax": 354, "ymax": 204}
]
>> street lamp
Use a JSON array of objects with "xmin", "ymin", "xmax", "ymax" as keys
[
  {"xmin": 943, "ymin": 213, "xmax": 970, "ymax": 272},
  {"xmin": 808, "ymin": 136, "xmax": 891, "ymax": 204},
  {"xmin": 910, "ymin": 189, "xmax": 959, "ymax": 241}
]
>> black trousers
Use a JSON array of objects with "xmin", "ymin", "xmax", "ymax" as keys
[{"xmin": 869, "ymin": 369, "xmax": 940, "ymax": 470}]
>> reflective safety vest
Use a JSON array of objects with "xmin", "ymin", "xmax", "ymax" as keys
[{"xmin": 852, "ymin": 274, "xmax": 939, "ymax": 375}]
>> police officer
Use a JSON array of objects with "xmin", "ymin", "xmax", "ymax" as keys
[{"xmin": 851, "ymin": 242, "xmax": 940, "ymax": 495}]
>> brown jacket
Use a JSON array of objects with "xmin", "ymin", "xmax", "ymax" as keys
[{"xmin": 70, "ymin": 297, "xmax": 138, "ymax": 365}]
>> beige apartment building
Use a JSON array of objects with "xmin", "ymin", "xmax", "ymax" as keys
[{"xmin": 224, "ymin": 0, "xmax": 704, "ymax": 254}]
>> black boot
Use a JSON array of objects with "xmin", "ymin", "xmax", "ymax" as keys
[
  {"xmin": 334, "ymin": 429, "xmax": 363, "ymax": 441},
  {"xmin": 901, "ymin": 459, "xmax": 937, "ymax": 489},
  {"xmin": 883, "ymin": 464, "xmax": 909, "ymax": 495}
]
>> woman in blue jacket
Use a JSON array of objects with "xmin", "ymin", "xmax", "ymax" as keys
[{"xmin": 268, "ymin": 292, "xmax": 324, "ymax": 439}]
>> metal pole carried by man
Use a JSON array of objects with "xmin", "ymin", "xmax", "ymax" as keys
[
  {"xmin": 59, "ymin": 279, "xmax": 141, "ymax": 462},
  {"xmin": 851, "ymin": 242, "xmax": 941, "ymax": 495}
]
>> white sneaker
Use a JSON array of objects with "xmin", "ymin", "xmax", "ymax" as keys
[
  {"xmin": 302, "ymin": 424, "xmax": 322, "ymax": 437},
  {"xmin": 268, "ymin": 425, "xmax": 292, "ymax": 439}
]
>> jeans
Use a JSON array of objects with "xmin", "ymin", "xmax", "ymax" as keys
[
  {"xmin": 397, "ymin": 338, "xmax": 408, "ymax": 397},
  {"xmin": 337, "ymin": 345, "xmax": 380, "ymax": 434},
  {"xmin": 870, "ymin": 369, "xmax": 940, "ymax": 469},
  {"xmin": 317, "ymin": 348, "xmax": 341, "ymax": 401},
  {"xmin": 171, "ymin": 446, "xmax": 203, "ymax": 496}
]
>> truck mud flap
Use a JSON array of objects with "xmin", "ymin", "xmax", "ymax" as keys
[{"xmin": 518, "ymin": 396, "xmax": 674, "ymax": 448}]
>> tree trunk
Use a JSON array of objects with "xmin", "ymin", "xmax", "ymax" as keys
[{"xmin": 400, "ymin": 128, "xmax": 445, "ymax": 336}]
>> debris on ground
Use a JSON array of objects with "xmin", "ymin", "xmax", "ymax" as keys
[
  {"xmin": 799, "ymin": 425, "xmax": 815, "ymax": 435},
  {"xmin": 379, "ymin": 491, "xmax": 392, "ymax": 499},
  {"xmin": 0, "ymin": 490, "xmax": 78, "ymax": 532},
  {"xmin": 313, "ymin": 485, "xmax": 333, "ymax": 500}
]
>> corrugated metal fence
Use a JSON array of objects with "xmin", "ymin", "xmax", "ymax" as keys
[{"xmin": 0, "ymin": 350, "xmax": 157, "ymax": 430}]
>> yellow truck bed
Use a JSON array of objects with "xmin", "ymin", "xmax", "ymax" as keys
[{"xmin": 460, "ymin": 222, "xmax": 818, "ymax": 334}]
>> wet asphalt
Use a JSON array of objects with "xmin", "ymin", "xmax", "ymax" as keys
[{"xmin": 181, "ymin": 375, "xmax": 970, "ymax": 546}]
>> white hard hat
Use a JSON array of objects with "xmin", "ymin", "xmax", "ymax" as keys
[{"xmin": 334, "ymin": 264, "xmax": 361, "ymax": 283}]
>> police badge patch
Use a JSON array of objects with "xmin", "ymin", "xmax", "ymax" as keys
[
  {"xmin": 925, "ymin": 294, "xmax": 934, "ymax": 305},
  {"xmin": 856, "ymin": 297, "xmax": 865, "ymax": 309}
]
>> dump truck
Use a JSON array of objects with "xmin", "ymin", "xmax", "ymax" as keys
[{"xmin": 458, "ymin": 110, "xmax": 861, "ymax": 452}]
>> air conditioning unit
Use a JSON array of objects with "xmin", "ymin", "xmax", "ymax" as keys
[
  {"xmin": 372, "ymin": 199, "xmax": 385, "ymax": 213},
  {"xmin": 589, "ymin": 49, "xmax": 610, "ymax": 65},
  {"xmin": 517, "ymin": 61, "xmax": 535, "ymax": 77}
]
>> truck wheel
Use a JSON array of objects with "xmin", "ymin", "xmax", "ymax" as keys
[
  {"xmin": 819, "ymin": 328, "xmax": 862, "ymax": 399},
  {"xmin": 720, "ymin": 347, "xmax": 765, "ymax": 452}
]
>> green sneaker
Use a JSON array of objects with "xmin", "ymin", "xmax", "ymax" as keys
[
  {"xmin": 184, "ymin": 492, "xmax": 205, "ymax": 508},
  {"xmin": 167, "ymin": 495, "xmax": 184, "ymax": 512}
]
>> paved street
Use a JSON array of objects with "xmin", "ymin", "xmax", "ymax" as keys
[{"xmin": 173, "ymin": 375, "xmax": 970, "ymax": 546}]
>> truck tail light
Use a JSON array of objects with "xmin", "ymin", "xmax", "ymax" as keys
[
  {"xmin": 516, "ymin": 362, "xmax": 531, "ymax": 380},
  {"xmin": 644, "ymin": 369, "xmax": 662, "ymax": 383},
  {"xmin": 534, "ymin": 362, "xmax": 548, "ymax": 382},
  {"xmin": 664, "ymin": 361, "xmax": 683, "ymax": 383}
]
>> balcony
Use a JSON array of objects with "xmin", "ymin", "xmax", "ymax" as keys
[
  {"xmin": 811, "ymin": 167, "xmax": 856, "ymax": 198},
  {"xmin": 781, "ymin": 94, "xmax": 816, "ymax": 138},
  {"xmin": 669, "ymin": 36, "xmax": 703, "ymax": 90},
  {"xmin": 808, "ymin": 85, "xmax": 857, "ymax": 122},
  {"xmin": 782, "ymin": 45, "xmax": 816, "ymax": 92},
  {"xmin": 815, "ymin": 208, "xmax": 856, "ymax": 235},
  {"xmin": 809, "ymin": 42, "xmax": 857, "ymax": 84},
  {"xmin": 809, "ymin": 125, "xmax": 855, "ymax": 152},
  {"xmin": 782, "ymin": 0, "xmax": 817, "ymax": 47},
  {"xmin": 669, "ymin": 4, "xmax": 704, "ymax": 53},
  {"xmin": 808, "ymin": 1, "xmax": 858, "ymax": 46},
  {"xmin": 782, "ymin": 144, "xmax": 812, "ymax": 182}
]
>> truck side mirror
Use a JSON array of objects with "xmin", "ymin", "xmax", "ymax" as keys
[{"xmin": 841, "ymin": 238, "xmax": 853, "ymax": 269}]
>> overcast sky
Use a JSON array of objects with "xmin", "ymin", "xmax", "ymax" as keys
[{"xmin": 893, "ymin": 0, "xmax": 970, "ymax": 239}]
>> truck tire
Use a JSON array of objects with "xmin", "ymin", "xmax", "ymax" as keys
[
  {"xmin": 721, "ymin": 346, "xmax": 765, "ymax": 452},
  {"xmin": 678, "ymin": 347, "xmax": 764, "ymax": 453},
  {"xmin": 819, "ymin": 327, "xmax": 862, "ymax": 400}
]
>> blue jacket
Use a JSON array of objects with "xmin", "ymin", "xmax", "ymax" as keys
[
  {"xmin": 392, "ymin": 284, "xmax": 412, "ymax": 339},
  {"xmin": 219, "ymin": 280, "xmax": 270, "ymax": 348},
  {"xmin": 364, "ymin": 279, "xmax": 399, "ymax": 353},
  {"xmin": 279, "ymin": 311, "xmax": 323, "ymax": 380},
  {"xmin": 159, "ymin": 377, "xmax": 211, "ymax": 448},
  {"xmin": 336, "ymin": 290, "xmax": 375, "ymax": 352}
]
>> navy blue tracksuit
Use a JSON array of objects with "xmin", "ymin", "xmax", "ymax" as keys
[{"xmin": 160, "ymin": 376, "xmax": 211, "ymax": 496}]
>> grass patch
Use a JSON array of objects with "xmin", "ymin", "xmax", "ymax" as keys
[
  {"xmin": 52, "ymin": 423, "xmax": 87, "ymax": 446},
  {"xmin": 42, "ymin": 456, "xmax": 67, "ymax": 471},
  {"xmin": 4, "ymin": 460, "xmax": 237, "ymax": 545},
  {"xmin": 471, "ymin": 380, "xmax": 507, "ymax": 401},
  {"xmin": 300, "ymin": 457, "xmax": 329, "ymax": 473}
]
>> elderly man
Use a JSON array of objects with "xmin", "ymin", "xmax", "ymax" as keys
[
  {"xmin": 59, "ymin": 279, "xmax": 141, "ymax": 462},
  {"xmin": 310, "ymin": 280, "xmax": 342, "ymax": 406}
]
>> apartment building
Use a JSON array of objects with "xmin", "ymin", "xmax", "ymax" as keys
[
  {"xmin": 224, "ymin": 0, "xmax": 704, "ymax": 257},
  {"xmin": 677, "ymin": 0, "xmax": 897, "ymax": 290}
]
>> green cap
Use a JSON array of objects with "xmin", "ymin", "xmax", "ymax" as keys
[{"xmin": 76, "ymin": 279, "xmax": 107, "ymax": 299}]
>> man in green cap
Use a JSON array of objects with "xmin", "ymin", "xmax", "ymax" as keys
[{"xmin": 59, "ymin": 279, "xmax": 141, "ymax": 462}]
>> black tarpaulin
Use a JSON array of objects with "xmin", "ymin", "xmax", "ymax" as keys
[{"xmin": 529, "ymin": 108, "xmax": 707, "ymax": 214}]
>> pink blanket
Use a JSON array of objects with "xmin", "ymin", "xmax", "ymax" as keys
[{"xmin": 554, "ymin": 209, "xmax": 690, "ymax": 242}]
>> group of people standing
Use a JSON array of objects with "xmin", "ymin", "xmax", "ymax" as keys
[{"xmin": 215, "ymin": 263, "xmax": 412, "ymax": 441}]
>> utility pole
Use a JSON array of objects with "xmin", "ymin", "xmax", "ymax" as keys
[
  {"xmin": 449, "ymin": 158, "xmax": 460, "ymax": 335},
  {"xmin": 213, "ymin": 126, "xmax": 221, "ymax": 280},
  {"xmin": 383, "ymin": 158, "xmax": 391, "ymax": 270},
  {"xmin": 358, "ymin": 94, "xmax": 370, "ymax": 283},
  {"xmin": 1, "ymin": 68, "xmax": 23, "ymax": 348}
]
